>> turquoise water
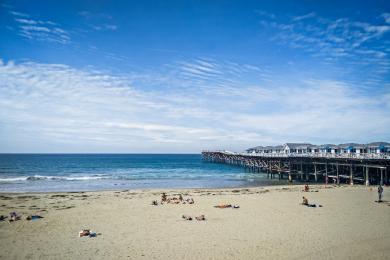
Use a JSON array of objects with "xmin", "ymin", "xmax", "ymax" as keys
[{"xmin": 0, "ymin": 154, "xmax": 285, "ymax": 192}]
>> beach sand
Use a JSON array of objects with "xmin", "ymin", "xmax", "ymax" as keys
[{"xmin": 0, "ymin": 185, "xmax": 389, "ymax": 259}]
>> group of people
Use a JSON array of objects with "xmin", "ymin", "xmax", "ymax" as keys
[
  {"xmin": 301, "ymin": 184, "xmax": 386, "ymax": 207},
  {"xmin": 182, "ymin": 214, "xmax": 206, "ymax": 221},
  {"xmin": 152, "ymin": 193, "xmax": 195, "ymax": 206},
  {"xmin": 152, "ymin": 193, "xmax": 205, "ymax": 221},
  {"xmin": 162, "ymin": 192, "xmax": 195, "ymax": 204},
  {"xmin": 0, "ymin": 212, "xmax": 43, "ymax": 223}
]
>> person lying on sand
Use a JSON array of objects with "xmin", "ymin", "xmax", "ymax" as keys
[
  {"xmin": 182, "ymin": 215, "xmax": 192, "ymax": 221},
  {"xmin": 9, "ymin": 212, "xmax": 21, "ymax": 223},
  {"xmin": 79, "ymin": 229, "xmax": 90, "ymax": 237},
  {"xmin": 214, "ymin": 204, "xmax": 232, "ymax": 208},
  {"xmin": 186, "ymin": 198, "xmax": 194, "ymax": 204},
  {"xmin": 301, "ymin": 197, "xmax": 322, "ymax": 208},
  {"xmin": 195, "ymin": 215, "xmax": 206, "ymax": 221},
  {"xmin": 26, "ymin": 215, "xmax": 43, "ymax": 221},
  {"xmin": 79, "ymin": 229, "xmax": 98, "ymax": 237}
]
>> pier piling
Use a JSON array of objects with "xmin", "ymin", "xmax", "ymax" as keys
[{"xmin": 202, "ymin": 151, "xmax": 390, "ymax": 185}]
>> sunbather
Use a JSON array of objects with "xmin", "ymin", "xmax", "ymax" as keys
[
  {"xmin": 301, "ymin": 196, "xmax": 318, "ymax": 207},
  {"xmin": 9, "ymin": 212, "xmax": 20, "ymax": 222},
  {"xmin": 26, "ymin": 215, "xmax": 43, "ymax": 221},
  {"xmin": 214, "ymin": 204, "xmax": 232, "ymax": 208},
  {"xmin": 79, "ymin": 229, "xmax": 90, "ymax": 237},
  {"xmin": 195, "ymin": 215, "xmax": 206, "ymax": 221},
  {"xmin": 182, "ymin": 215, "xmax": 192, "ymax": 220}
]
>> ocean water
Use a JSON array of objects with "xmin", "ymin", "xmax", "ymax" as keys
[{"xmin": 0, "ymin": 154, "xmax": 286, "ymax": 192}]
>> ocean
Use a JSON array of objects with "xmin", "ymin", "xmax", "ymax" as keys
[{"xmin": 0, "ymin": 154, "xmax": 287, "ymax": 192}]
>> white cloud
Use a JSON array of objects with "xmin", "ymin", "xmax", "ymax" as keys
[
  {"xmin": 92, "ymin": 24, "xmax": 118, "ymax": 31},
  {"xmin": 78, "ymin": 10, "xmax": 117, "ymax": 31},
  {"xmin": 9, "ymin": 10, "xmax": 71, "ymax": 44},
  {"xmin": 260, "ymin": 13, "xmax": 389, "ymax": 59},
  {"xmin": 258, "ymin": 12, "xmax": 390, "ymax": 86},
  {"xmin": 9, "ymin": 11, "xmax": 29, "ymax": 17},
  {"xmin": 0, "ymin": 59, "xmax": 389, "ymax": 153},
  {"xmin": 292, "ymin": 12, "xmax": 316, "ymax": 21},
  {"xmin": 382, "ymin": 13, "xmax": 390, "ymax": 24},
  {"xmin": 14, "ymin": 18, "xmax": 37, "ymax": 25}
]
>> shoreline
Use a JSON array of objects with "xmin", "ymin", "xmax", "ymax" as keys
[
  {"xmin": 1, "ymin": 184, "xmax": 389, "ymax": 259},
  {"xmin": 0, "ymin": 182, "xmax": 347, "ymax": 194}
]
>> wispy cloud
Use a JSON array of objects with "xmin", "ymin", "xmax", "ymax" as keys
[
  {"xmin": 78, "ymin": 11, "xmax": 112, "ymax": 20},
  {"xmin": 91, "ymin": 24, "xmax": 118, "ymax": 31},
  {"xmin": 9, "ymin": 11, "xmax": 29, "ymax": 18},
  {"xmin": 257, "ymin": 11, "xmax": 390, "ymax": 86},
  {"xmin": 292, "ymin": 12, "xmax": 316, "ymax": 21},
  {"xmin": 382, "ymin": 13, "xmax": 390, "ymax": 24},
  {"xmin": 0, "ymin": 58, "xmax": 388, "ymax": 152},
  {"xmin": 8, "ymin": 9, "xmax": 70, "ymax": 44},
  {"xmin": 261, "ymin": 14, "xmax": 390, "ymax": 57},
  {"xmin": 78, "ymin": 10, "xmax": 118, "ymax": 31}
]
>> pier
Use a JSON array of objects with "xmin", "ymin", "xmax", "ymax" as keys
[{"xmin": 202, "ymin": 151, "xmax": 390, "ymax": 185}]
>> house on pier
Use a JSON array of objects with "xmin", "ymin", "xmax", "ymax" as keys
[
  {"xmin": 338, "ymin": 143, "xmax": 365, "ymax": 154},
  {"xmin": 367, "ymin": 142, "xmax": 390, "ymax": 153},
  {"xmin": 246, "ymin": 142, "xmax": 390, "ymax": 155},
  {"xmin": 284, "ymin": 143, "xmax": 312, "ymax": 154}
]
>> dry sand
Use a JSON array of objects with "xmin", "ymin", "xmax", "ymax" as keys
[{"xmin": 0, "ymin": 185, "xmax": 389, "ymax": 260}]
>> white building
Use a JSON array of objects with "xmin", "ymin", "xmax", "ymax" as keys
[{"xmin": 246, "ymin": 142, "xmax": 390, "ymax": 155}]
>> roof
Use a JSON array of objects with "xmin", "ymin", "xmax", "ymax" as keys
[
  {"xmin": 338, "ymin": 143, "xmax": 365, "ymax": 148},
  {"xmin": 318, "ymin": 144, "xmax": 338, "ymax": 149},
  {"xmin": 262, "ymin": 145, "xmax": 284, "ymax": 149},
  {"xmin": 366, "ymin": 142, "xmax": 390, "ymax": 148},
  {"xmin": 247, "ymin": 145, "xmax": 284, "ymax": 150},
  {"xmin": 285, "ymin": 143, "xmax": 312, "ymax": 149},
  {"xmin": 249, "ymin": 146, "xmax": 265, "ymax": 149}
]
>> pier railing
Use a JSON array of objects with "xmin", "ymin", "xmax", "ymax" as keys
[{"xmin": 202, "ymin": 151, "xmax": 390, "ymax": 160}]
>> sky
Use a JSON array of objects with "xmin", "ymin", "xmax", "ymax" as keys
[{"xmin": 0, "ymin": 0, "xmax": 389, "ymax": 153}]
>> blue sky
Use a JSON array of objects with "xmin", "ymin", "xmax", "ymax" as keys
[{"xmin": 0, "ymin": 0, "xmax": 389, "ymax": 153}]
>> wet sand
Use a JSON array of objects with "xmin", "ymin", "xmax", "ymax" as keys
[{"xmin": 0, "ymin": 185, "xmax": 389, "ymax": 259}]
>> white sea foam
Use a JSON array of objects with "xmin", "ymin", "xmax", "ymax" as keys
[{"xmin": 0, "ymin": 175, "xmax": 111, "ymax": 182}]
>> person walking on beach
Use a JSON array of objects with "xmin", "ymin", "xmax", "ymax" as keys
[{"xmin": 378, "ymin": 185, "xmax": 383, "ymax": 202}]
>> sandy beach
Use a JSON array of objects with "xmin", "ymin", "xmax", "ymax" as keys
[{"xmin": 0, "ymin": 185, "xmax": 389, "ymax": 260}]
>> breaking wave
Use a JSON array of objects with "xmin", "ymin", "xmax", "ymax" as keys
[{"xmin": 0, "ymin": 174, "xmax": 111, "ymax": 182}]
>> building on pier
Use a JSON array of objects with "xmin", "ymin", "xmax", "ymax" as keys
[{"xmin": 246, "ymin": 142, "xmax": 390, "ymax": 155}]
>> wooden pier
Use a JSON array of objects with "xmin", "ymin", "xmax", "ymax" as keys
[{"xmin": 202, "ymin": 151, "xmax": 390, "ymax": 185}]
